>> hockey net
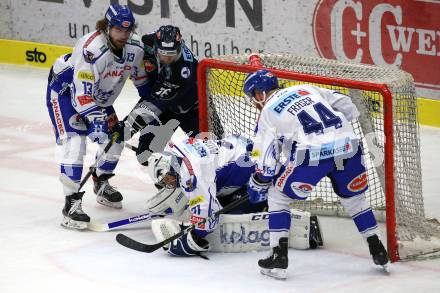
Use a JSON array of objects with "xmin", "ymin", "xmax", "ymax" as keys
[{"xmin": 197, "ymin": 53, "xmax": 440, "ymax": 262}]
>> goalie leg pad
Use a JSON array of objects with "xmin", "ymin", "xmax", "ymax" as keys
[{"xmin": 151, "ymin": 218, "xmax": 181, "ymax": 250}]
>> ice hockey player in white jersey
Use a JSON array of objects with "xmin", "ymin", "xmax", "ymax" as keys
[
  {"xmin": 243, "ymin": 69, "xmax": 389, "ymax": 279},
  {"xmin": 46, "ymin": 4, "xmax": 149, "ymax": 229},
  {"xmin": 144, "ymin": 128, "xmax": 323, "ymax": 257}
]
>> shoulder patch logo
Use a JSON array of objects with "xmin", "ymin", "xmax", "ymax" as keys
[
  {"xmin": 181, "ymin": 67, "xmax": 190, "ymax": 78},
  {"xmin": 83, "ymin": 49, "xmax": 95, "ymax": 63}
]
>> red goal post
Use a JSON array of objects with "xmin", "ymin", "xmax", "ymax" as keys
[{"xmin": 197, "ymin": 53, "xmax": 440, "ymax": 262}]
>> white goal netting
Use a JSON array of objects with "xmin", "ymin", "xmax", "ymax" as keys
[{"xmin": 200, "ymin": 53, "xmax": 440, "ymax": 261}]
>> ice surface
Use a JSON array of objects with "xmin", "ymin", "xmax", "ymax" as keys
[{"xmin": 1, "ymin": 64, "xmax": 439, "ymax": 293}]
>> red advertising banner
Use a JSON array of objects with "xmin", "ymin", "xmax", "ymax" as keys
[{"xmin": 313, "ymin": 0, "xmax": 440, "ymax": 91}]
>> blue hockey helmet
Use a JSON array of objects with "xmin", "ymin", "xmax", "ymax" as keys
[
  {"xmin": 244, "ymin": 69, "xmax": 279, "ymax": 100},
  {"xmin": 105, "ymin": 4, "xmax": 135, "ymax": 30},
  {"xmin": 154, "ymin": 25, "xmax": 182, "ymax": 56}
]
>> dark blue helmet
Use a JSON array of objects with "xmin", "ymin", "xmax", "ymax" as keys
[
  {"xmin": 105, "ymin": 4, "xmax": 135, "ymax": 30},
  {"xmin": 154, "ymin": 25, "xmax": 182, "ymax": 56},
  {"xmin": 244, "ymin": 69, "xmax": 279, "ymax": 99}
]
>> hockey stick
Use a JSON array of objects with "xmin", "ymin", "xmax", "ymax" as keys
[
  {"xmin": 87, "ymin": 212, "xmax": 165, "ymax": 232},
  {"xmin": 59, "ymin": 133, "xmax": 119, "ymax": 192},
  {"xmin": 115, "ymin": 195, "xmax": 249, "ymax": 253},
  {"xmin": 124, "ymin": 142, "xmax": 138, "ymax": 152}
]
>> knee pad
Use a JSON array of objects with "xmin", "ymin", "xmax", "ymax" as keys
[{"xmin": 339, "ymin": 193, "xmax": 371, "ymax": 217}]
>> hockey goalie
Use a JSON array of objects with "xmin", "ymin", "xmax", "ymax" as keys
[{"xmin": 145, "ymin": 127, "xmax": 323, "ymax": 256}]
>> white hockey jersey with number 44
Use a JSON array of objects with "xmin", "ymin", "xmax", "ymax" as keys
[{"xmin": 252, "ymin": 84, "xmax": 360, "ymax": 180}]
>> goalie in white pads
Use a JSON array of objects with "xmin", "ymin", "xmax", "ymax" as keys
[
  {"xmin": 243, "ymin": 69, "xmax": 389, "ymax": 279},
  {"xmin": 145, "ymin": 128, "xmax": 323, "ymax": 257}
]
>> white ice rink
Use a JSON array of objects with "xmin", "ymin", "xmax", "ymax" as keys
[{"xmin": 1, "ymin": 64, "xmax": 440, "ymax": 293}]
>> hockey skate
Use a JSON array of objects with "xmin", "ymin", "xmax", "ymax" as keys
[
  {"xmin": 309, "ymin": 215, "xmax": 324, "ymax": 249},
  {"xmin": 367, "ymin": 234, "xmax": 389, "ymax": 272},
  {"xmin": 93, "ymin": 172, "xmax": 123, "ymax": 209},
  {"xmin": 61, "ymin": 191, "xmax": 90, "ymax": 230},
  {"xmin": 258, "ymin": 237, "xmax": 289, "ymax": 280}
]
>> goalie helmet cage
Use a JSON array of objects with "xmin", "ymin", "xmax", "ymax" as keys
[{"xmin": 197, "ymin": 53, "xmax": 440, "ymax": 262}]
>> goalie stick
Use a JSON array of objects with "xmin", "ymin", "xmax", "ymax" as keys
[
  {"xmin": 87, "ymin": 212, "xmax": 165, "ymax": 232},
  {"xmin": 116, "ymin": 195, "xmax": 249, "ymax": 253}
]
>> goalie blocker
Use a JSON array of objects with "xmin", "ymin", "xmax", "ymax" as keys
[{"xmin": 151, "ymin": 209, "xmax": 323, "ymax": 252}]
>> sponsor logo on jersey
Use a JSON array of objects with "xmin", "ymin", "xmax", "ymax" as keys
[
  {"xmin": 220, "ymin": 224, "xmax": 270, "ymax": 247},
  {"xmin": 347, "ymin": 172, "xmax": 368, "ymax": 192},
  {"xmin": 103, "ymin": 70, "xmax": 124, "ymax": 79},
  {"xmin": 270, "ymin": 92, "xmax": 309, "ymax": 114},
  {"xmin": 276, "ymin": 164, "xmax": 294, "ymax": 189},
  {"xmin": 313, "ymin": 0, "xmax": 440, "ymax": 91},
  {"xmin": 25, "ymin": 48, "xmax": 47, "ymax": 63},
  {"xmin": 291, "ymin": 182, "xmax": 313, "ymax": 198},
  {"xmin": 68, "ymin": 114, "xmax": 87, "ymax": 131},
  {"xmin": 77, "ymin": 95, "xmax": 94, "ymax": 106},
  {"xmin": 189, "ymin": 195, "xmax": 204, "ymax": 207},
  {"xmin": 51, "ymin": 97, "xmax": 65, "ymax": 135},
  {"xmin": 309, "ymin": 138, "xmax": 353, "ymax": 161},
  {"xmin": 77, "ymin": 71, "xmax": 95, "ymax": 81},
  {"xmin": 181, "ymin": 66, "xmax": 190, "ymax": 78},
  {"xmin": 250, "ymin": 149, "xmax": 261, "ymax": 158},
  {"xmin": 190, "ymin": 214, "xmax": 205, "ymax": 229},
  {"xmin": 182, "ymin": 46, "xmax": 193, "ymax": 62}
]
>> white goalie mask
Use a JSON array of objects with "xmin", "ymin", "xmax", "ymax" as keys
[
  {"xmin": 146, "ymin": 152, "xmax": 188, "ymax": 215},
  {"xmin": 147, "ymin": 152, "xmax": 177, "ymax": 188}
]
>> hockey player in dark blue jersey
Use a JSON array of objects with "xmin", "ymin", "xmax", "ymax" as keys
[{"xmin": 112, "ymin": 25, "xmax": 200, "ymax": 165}]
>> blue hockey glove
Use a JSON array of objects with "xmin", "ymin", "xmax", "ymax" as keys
[
  {"xmin": 168, "ymin": 229, "xmax": 210, "ymax": 257},
  {"xmin": 86, "ymin": 111, "xmax": 109, "ymax": 144},
  {"xmin": 247, "ymin": 173, "xmax": 272, "ymax": 204}
]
